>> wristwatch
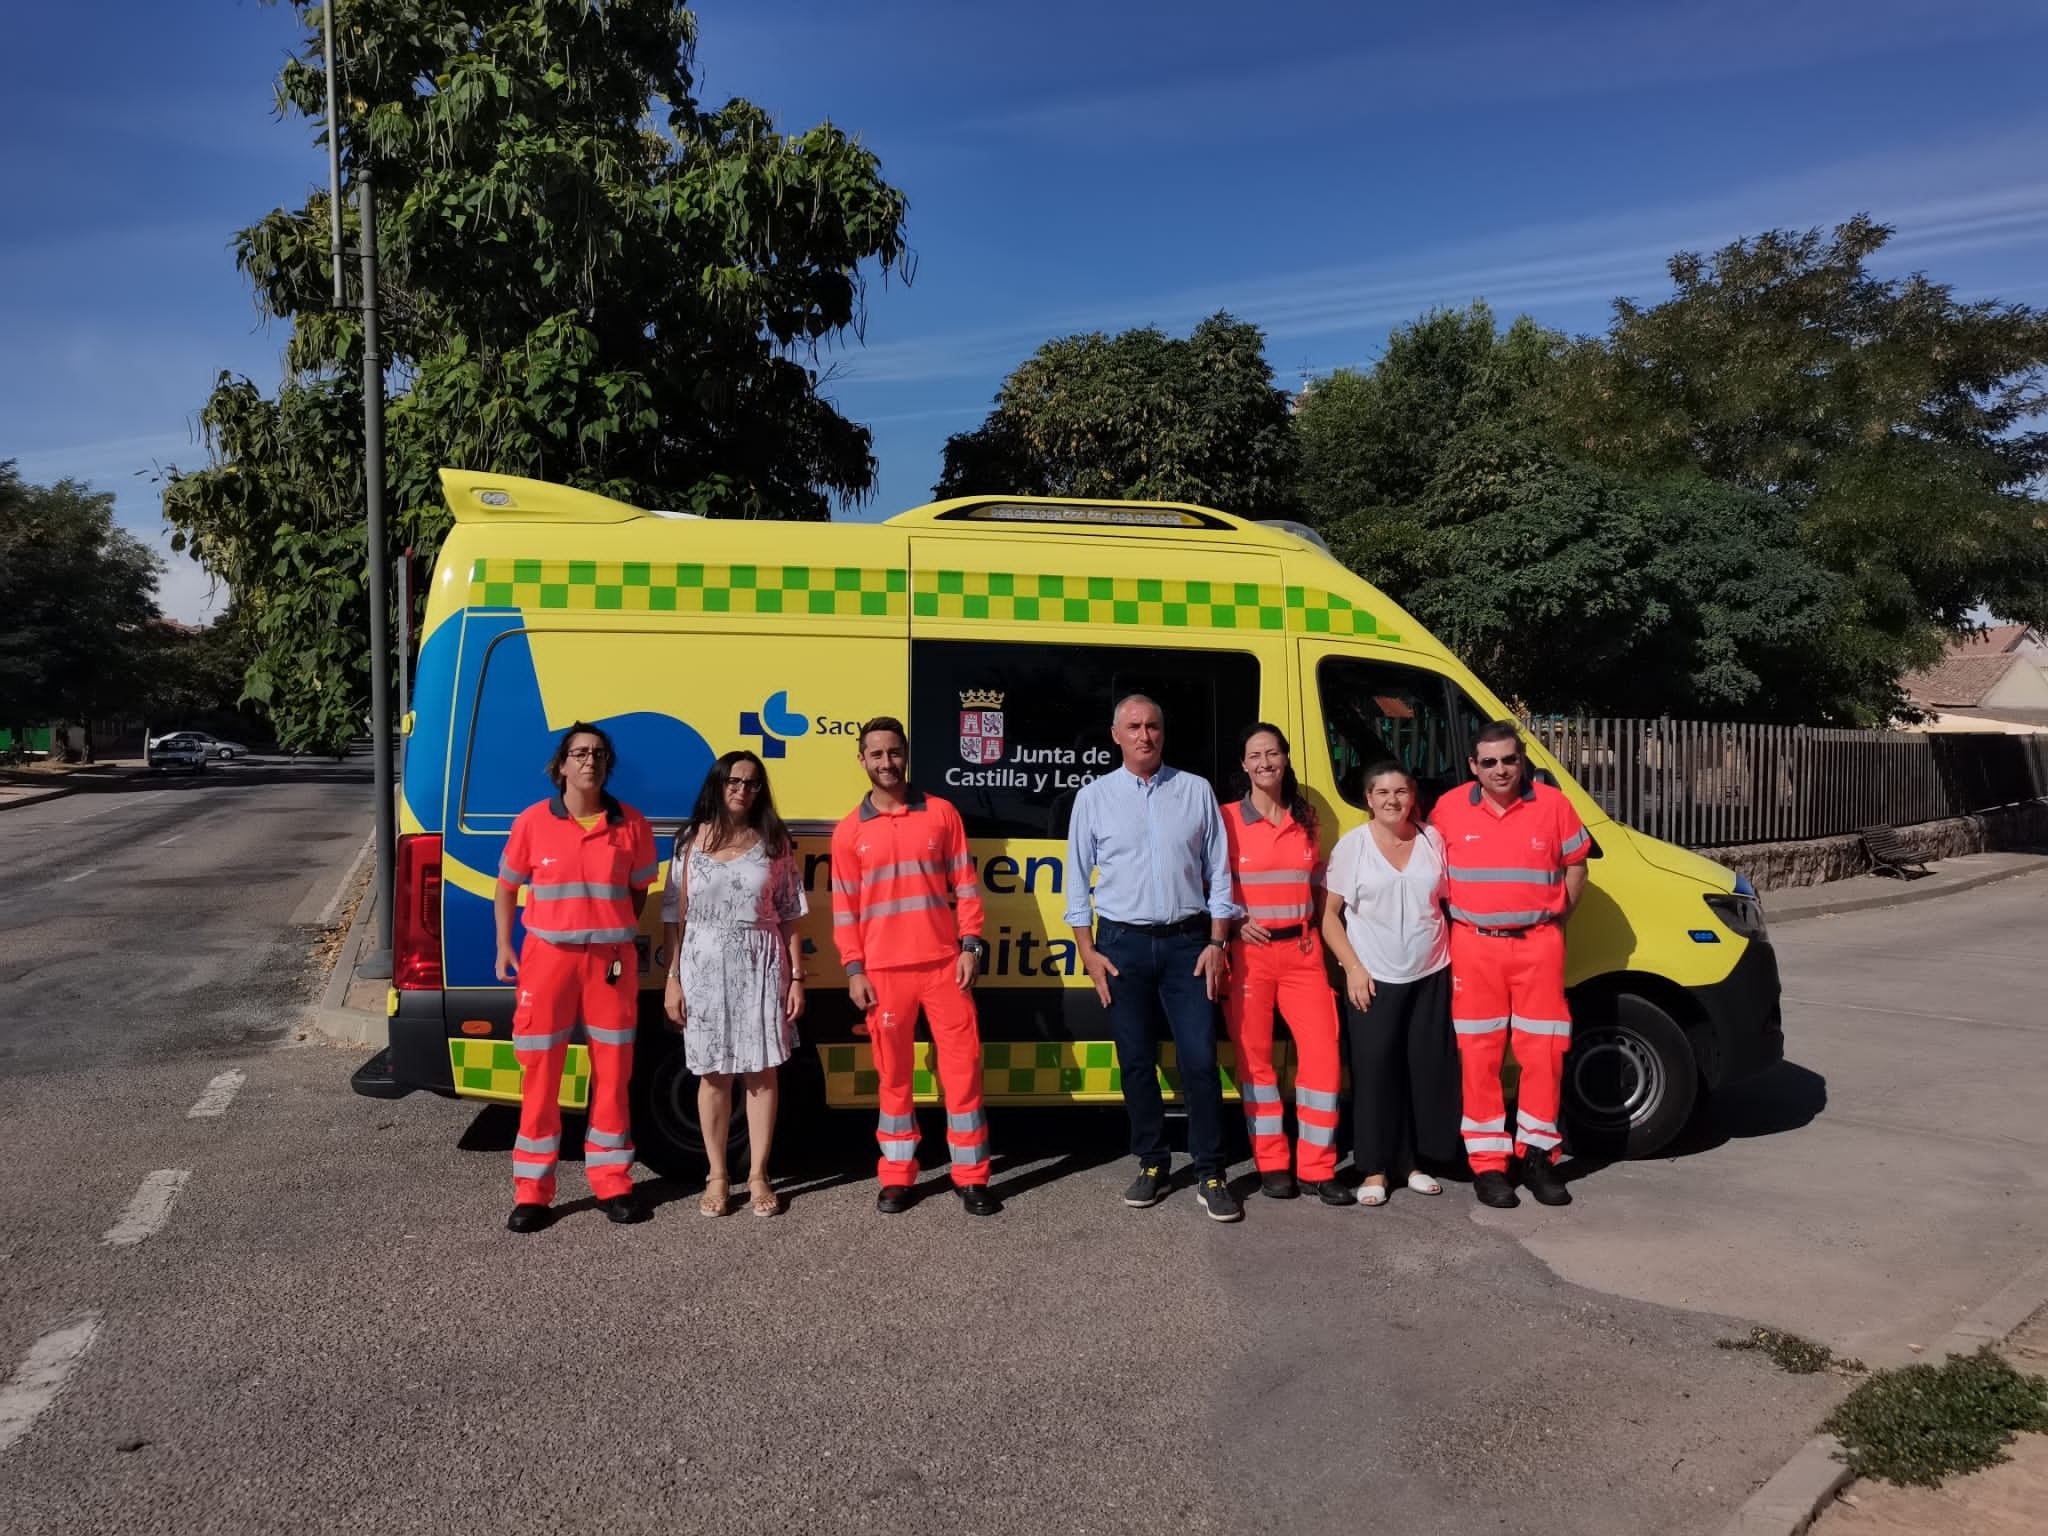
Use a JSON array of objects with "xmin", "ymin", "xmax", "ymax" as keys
[
  {"xmin": 1206, "ymin": 939, "xmax": 1228, "ymax": 951},
  {"xmin": 961, "ymin": 937, "xmax": 990, "ymax": 962}
]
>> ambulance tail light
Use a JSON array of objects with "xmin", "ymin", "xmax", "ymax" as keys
[{"xmin": 394, "ymin": 834, "xmax": 444, "ymax": 991}]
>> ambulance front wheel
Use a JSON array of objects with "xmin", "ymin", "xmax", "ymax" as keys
[
  {"xmin": 1562, "ymin": 991, "xmax": 1698, "ymax": 1160},
  {"xmin": 632, "ymin": 1038, "xmax": 748, "ymax": 1178}
]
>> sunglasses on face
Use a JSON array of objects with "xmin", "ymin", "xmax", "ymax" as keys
[
  {"xmin": 1476, "ymin": 753, "xmax": 1522, "ymax": 769},
  {"xmin": 724, "ymin": 775, "xmax": 763, "ymax": 791},
  {"xmin": 565, "ymin": 747, "xmax": 610, "ymax": 763}
]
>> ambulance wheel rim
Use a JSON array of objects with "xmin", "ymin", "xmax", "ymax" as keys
[{"xmin": 1566, "ymin": 1025, "xmax": 1661, "ymax": 1128}]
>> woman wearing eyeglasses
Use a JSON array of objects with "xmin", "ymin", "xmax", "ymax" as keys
[{"xmin": 661, "ymin": 750, "xmax": 807, "ymax": 1217}]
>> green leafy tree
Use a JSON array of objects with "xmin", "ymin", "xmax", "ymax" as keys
[
  {"xmin": 0, "ymin": 463, "xmax": 162, "ymax": 744},
  {"xmin": 1548, "ymin": 216, "xmax": 2048, "ymax": 718},
  {"xmin": 162, "ymin": 0, "xmax": 911, "ymax": 752},
  {"xmin": 935, "ymin": 313, "xmax": 1299, "ymax": 517}
]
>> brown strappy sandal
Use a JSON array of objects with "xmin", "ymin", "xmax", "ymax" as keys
[
  {"xmin": 699, "ymin": 1175, "xmax": 730, "ymax": 1217},
  {"xmin": 748, "ymin": 1177, "xmax": 782, "ymax": 1218}
]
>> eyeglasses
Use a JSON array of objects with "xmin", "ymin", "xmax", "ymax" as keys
[
  {"xmin": 564, "ymin": 747, "xmax": 610, "ymax": 763},
  {"xmin": 1476, "ymin": 753, "xmax": 1522, "ymax": 769},
  {"xmin": 724, "ymin": 776, "xmax": 763, "ymax": 792}
]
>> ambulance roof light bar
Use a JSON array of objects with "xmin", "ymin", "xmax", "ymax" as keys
[{"xmin": 933, "ymin": 503, "xmax": 1234, "ymax": 531}]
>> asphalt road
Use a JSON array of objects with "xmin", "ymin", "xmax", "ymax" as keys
[{"xmin": 0, "ymin": 784, "xmax": 2040, "ymax": 1535}]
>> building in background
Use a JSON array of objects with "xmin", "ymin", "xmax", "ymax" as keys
[{"xmin": 1902, "ymin": 625, "xmax": 2048, "ymax": 733}]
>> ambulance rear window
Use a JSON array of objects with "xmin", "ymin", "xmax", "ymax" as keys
[{"xmin": 910, "ymin": 639, "xmax": 1260, "ymax": 840}]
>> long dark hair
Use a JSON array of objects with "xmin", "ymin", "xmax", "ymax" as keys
[
  {"xmin": 680, "ymin": 750, "xmax": 790, "ymax": 860},
  {"xmin": 546, "ymin": 721, "xmax": 616, "ymax": 791},
  {"xmin": 1235, "ymin": 722, "xmax": 1317, "ymax": 841}
]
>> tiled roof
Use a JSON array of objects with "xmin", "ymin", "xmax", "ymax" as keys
[{"xmin": 1903, "ymin": 653, "xmax": 2019, "ymax": 708}]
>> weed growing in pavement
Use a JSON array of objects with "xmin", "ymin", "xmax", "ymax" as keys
[
  {"xmin": 1823, "ymin": 1347, "xmax": 2048, "ymax": 1488},
  {"xmin": 1717, "ymin": 1327, "xmax": 1865, "ymax": 1375}
]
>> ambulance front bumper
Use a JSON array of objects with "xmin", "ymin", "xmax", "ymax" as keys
[{"xmin": 1691, "ymin": 937, "xmax": 1785, "ymax": 1088}]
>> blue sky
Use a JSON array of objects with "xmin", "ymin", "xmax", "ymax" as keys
[{"xmin": 4, "ymin": 0, "xmax": 2046, "ymax": 622}]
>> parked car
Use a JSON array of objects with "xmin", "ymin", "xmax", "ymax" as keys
[
  {"xmin": 146, "ymin": 734, "xmax": 208, "ymax": 774},
  {"xmin": 148, "ymin": 731, "xmax": 249, "ymax": 761}
]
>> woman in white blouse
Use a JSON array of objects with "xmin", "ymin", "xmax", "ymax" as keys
[{"xmin": 1321, "ymin": 760, "xmax": 1462, "ymax": 1206}]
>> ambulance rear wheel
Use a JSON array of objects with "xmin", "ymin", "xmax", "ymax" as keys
[
  {"xmin": 1562, "ymin": 991, "xmax": 1697, "ymax": 1160},
  {"xmin": 632, "ymin": 1039, "xmax": 748, "ymax": 1179}
]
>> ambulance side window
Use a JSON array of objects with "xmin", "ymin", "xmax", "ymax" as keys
[
  {"xmin": 1316, "ymin": 655, "xmax": 1485, "ymax": 816},
  {"xmin": 911, "ymin": 639, "xmax": 1261, "ymax": 840}
]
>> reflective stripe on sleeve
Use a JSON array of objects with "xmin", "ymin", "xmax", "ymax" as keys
[
  {"xmin": 1560, "ymin": 829, "xmax": 1589, "ymax": 856},
  {"xmin": 831, "ymin": 879, "xmax": 860, "ymax": 897},
  {"xmin": 497, "ymin": 861, "xmax": 529, "ymax": 885},
  {"xmin": 629, "ymin": 863, "xmax": 658, "ymax": 886},
  {"xmin": 833, "ymin": 909, "xmax": 860, "ymax": 926},
  {"xmin": 1295, "ymin": 1086, "xmax": 1340, "ymax": 1113},
  {"xmin": 1512, "ymin": 1016, "xmax": 1572, "ymax": 1038},
  {"xmin": 1452, "ymin": 1016, "xmax": 1510, "ymax": 1036},
  {"xmin": 514, "ymin": 1134, "xmax": 560, "ymax": 1155}
]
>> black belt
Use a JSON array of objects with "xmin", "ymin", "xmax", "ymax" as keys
[
  {"xmin": 1099, "ymin": 914, "xmax": 1208, "ymax": 939},
  {"xmin": 1256, "ymin": 923, "xmax": 1307, "ymax": 942},
  {"xmin": 1470, "ymin": 922, "xmax": 1550, "ymax": 939}
]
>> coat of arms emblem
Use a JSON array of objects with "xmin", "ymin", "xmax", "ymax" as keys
[{"xmin": 958, "ymin": 689, "xmax": 1005, "ymax": 764}]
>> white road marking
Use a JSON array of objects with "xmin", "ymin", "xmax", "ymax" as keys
[
  {"xmin": 61, "ymin": 790, "xmax": 168, "ymax": 824},
  {"xmin": 61, "ymin": 867, "xmax": 100, "ymax": 883},
  {"xmin": 102, "ymin": 1170, "xmax": 191, "ymax": 1247},
  {"xmin": 0, "ymin": 1315, "xmax": 103, "ymax": 1455},
  {"xmin": 186, "ymin": 1069, "xmax": 247, "ymax": 1119},
  {"xmin": 156, "ymin": 833, "xmax": 183, "ymax": 846}
]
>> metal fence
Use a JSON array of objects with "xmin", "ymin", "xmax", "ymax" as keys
[{"xmin": 1522, "ymin": 717, "xmax": 2048, "ymax": 849}]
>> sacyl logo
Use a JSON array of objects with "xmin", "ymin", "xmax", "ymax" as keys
[{"xmin": 739, "ymin": 691, "xmax": 810, "ymax": 758}]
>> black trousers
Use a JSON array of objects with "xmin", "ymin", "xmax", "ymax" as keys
[{"xmin": 1344, "ymin": 965, "xmax": 1461, "ymax": 1179}]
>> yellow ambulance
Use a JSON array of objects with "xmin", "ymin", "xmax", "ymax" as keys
[{"xmin": 358, "ymin": 469, "xmax": 1782, "ymax": 1163}]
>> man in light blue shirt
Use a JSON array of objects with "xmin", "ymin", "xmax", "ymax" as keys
[{"xmin": 1067, "ymin": 693, "xmax": 1242, "ymax": 1222}]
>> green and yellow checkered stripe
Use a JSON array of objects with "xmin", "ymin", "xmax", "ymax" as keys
[
  {"xmin": 912, "ymin": 571, "xmax": 1394, "ymax": 638},
  {"xmin": 468, "ymin": 560, "xmax": 908, "ymax": 618},
  {"xmin": 448, "ymin": 1039, "xmax": 592, "ymax": 1110},
  {"xmin": 819, "ymin": 1039, "xmax": 1302, "ymax": 1108}
]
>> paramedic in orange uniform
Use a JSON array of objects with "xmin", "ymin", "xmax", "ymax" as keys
[
  {"xmin": 493, "ymin": 722, "xmax": 658, "ymax": 1233},
  {"xmin": 1222, "ymin": 724, "xmax": 1351, "ymax": 1206},
  {"xmin": 829, "ymin": 717, "xmax": 999, "ymax": 1217},
  {"xmin": 1427, "ymin": 720, "xmax": 1590, "ymax": 1210}
]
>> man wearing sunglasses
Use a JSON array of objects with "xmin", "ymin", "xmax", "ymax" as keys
[{"xmin": 1428, "ymin": 720, "xmax": 1591, "ymax": 1209}]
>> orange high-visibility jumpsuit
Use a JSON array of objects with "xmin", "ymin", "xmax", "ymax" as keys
[
  {"xmin": 1427, "ymin": 781, "xmax": 1591, "ymax": 1174},
  {"xmin": 497, "ymin": 793, "xmax": 657, "ymax": 1205},
  {"xmin": 830, "ymin": 788, "xmax": 989, "ymax": 1188},
  {"xmin": 1222, "ymin": 797, "xmax": 1342, "ymax": 1181}
]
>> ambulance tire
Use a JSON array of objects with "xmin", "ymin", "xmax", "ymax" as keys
[
  {"xmin": 631, "ymin": 1034, "xmax": 748, "ymax": 1178},
  {"xmin": 1561, "ymin": 990, "xmax": 1698, "ymax": 1160}
]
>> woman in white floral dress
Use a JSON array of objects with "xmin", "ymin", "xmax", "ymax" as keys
[{"xmin": 661, "ymin": 751, "xmax": 806, "ymax": 1217}]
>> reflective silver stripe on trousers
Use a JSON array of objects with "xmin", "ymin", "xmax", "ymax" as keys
[
  {"xmin": 1449, "ymin": 867, "xmax": 1564, "ymax": 885},
  {"xmin": 1517, "ymin": 1112, "xmax": 1559, "ymax": 1135},
  {"xmin": 1447, "ymin": 905, "xmax": 1553, "ymax": 928},
  {"xmin": 1560, "ymin": 829, "xmax": 1589, "ymax": 856},
  {"xmin": 1460, "ymin": 1115, "xmax": 1507, "ymax": 1134},
  {"xmin": 1512, "ymin": 1016, "xmax": 1572, "ymax": 1038},
  {"xmin": 1236, "ymin": 868, "xmax": 1304, "ymax": 885},
  {"xmin": 585, "ymin": 1126, "xmax": 630, "ymax": 1150},
  {"xmin": 1464, "ymin": 1134, "xmax": 1515, "ymax": 1153},
  {"xmin": 877, "ymin": 1111, "xmax": 915, "ymax": 1134},
  {"xmin": 1299, "ymin": 1121, "xmax": 1337, "ymax": 1147},
  {"xmin": 949, "ymin": 1142, "xmax": 988, "ymax": 1165},
  {"xmin": 585, "ymin": 1024, "xmax": 636, "ymax": 1045},
  {"xmin": 1295, "ymin": 1086, "xmax": 1340, "ymax": 1113},
  {"xmin": 879, "ymin": 1137, "xmax": 919, "ymax": 1159},
  {"xmin": 514, "ymin": 1029, "xmax": 572, "ymax": 1052},
  {"xmin": 1520, "ymin": 1129, "xmax": 1563, "ymax": 1150},
  {"xmin": 524, "ymin": 925, "xmax": 640, "ymax": 944},
  {"xmin": 861, "ymin": 893, "xmax": 950, "ymax": 920},
  {"xmin": 1247, "ymin": 1114, "xmax": 1284, "ymax": 1137},
  {"xmin": 528, "ymin": 881, "xmax": 633, "ymax": 902},
  {"xmin": 512, "ymin": 1158, "xmax": 554, "ymax": 1180},
  {"xmin": 514, "ymin": 1134, "xmax": 560, "ymax": 1155},
  {"xmin": 497, "ymin": 861, "xmax": 528, "ymax": 884},
  {"xmin": 585, "ymin": 1147, "xmax": 635, "ymax": 1167},
  {"xmin": 1240, "ymin": 1081, "xmax": 1281, "ymax": 1104},
  {"xmin": 1452, "ymin": 1016, "xmax": 1509, "ymax": 1036},
  {"xmin": 947, "ymin": 1110, "xmax": 986, "ymax": 1133}
]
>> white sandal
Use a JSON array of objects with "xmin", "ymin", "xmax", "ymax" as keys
[
  {"xmin": 1407, "ymin": 1171, "xmax": 1442, "ymax": 1196},
  {"xmin": 1357, "ymin": 1182, "xmax": 1389, "ymax": 1207}
]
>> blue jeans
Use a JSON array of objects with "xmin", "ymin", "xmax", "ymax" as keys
[{"xmin": 1095, "ymin": 920, "xmax": 1225, "ymax": 1177}]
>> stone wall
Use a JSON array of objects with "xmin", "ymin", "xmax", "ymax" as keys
[{"xmin": 1709, "ymin": 799, "xmax": 2048, "ymax": 893}]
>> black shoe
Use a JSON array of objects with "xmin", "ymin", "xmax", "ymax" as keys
[
  {"xmin": 1194, "ymin": 1176, "xmax": 1244, "ymax": 1223},
  {"xmin": 1519, "ymin": 1154, "xmax": 1573, "ymax": 1207},
  {"xmin": 506, "ymin": 1202, "xmax": 551, "ymax": 1233},
  {"xmin": 956, "ymin": 1184, "xmax": 1001, "ymax": 1217},
  {"xmin": 1304, "ymin": 1179, "xmax": 1356, "ymax": 1207},
  {"xmin": 1474, "ymin": 1171, "xmax": 1520, "ymax": 1209},
  {"xmin": 1259, "ymin": 1170, "xmax": 1299, "ymax": 1200},
  {"xmin": 599, "ymin": 1190, "xmax": 646, "ymax": 1225},
  {"xmin": 1122, "ymin": 1162, "xmax": 1170, "ymax": 1209},
  {"xmin": 876, "ymin": 1184, "xmax": 914, "ymax": 1215}
]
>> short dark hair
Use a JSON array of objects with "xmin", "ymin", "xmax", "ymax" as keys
[
  {"xmin": 857, "ymin": 716, "xmax": 907, "ymax": 753},
  {"xmin": 1470, "ymin": 719, "xmax": 1523, "ymax": 757},
  {"xmin": 1361, "ymin": 758, "xmax": 1415, "ymax": 793},
  {"xmin": 546, "ymin": 721, "xmax": 615, "ymax": 790}
]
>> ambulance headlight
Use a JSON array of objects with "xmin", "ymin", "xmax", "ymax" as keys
[{"xmin": 1703, "ymin": 887, "xmax": 1768, "ymax": 941}]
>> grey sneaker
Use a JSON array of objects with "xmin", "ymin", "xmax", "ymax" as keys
[
  {"xmin": 1194, "ymin": 1176, "xmax": 1244, "ymax": 1223},
  {"xmin": 1123, "ymin": 1162, "xmax": 1170, "ymax": 1208}
]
